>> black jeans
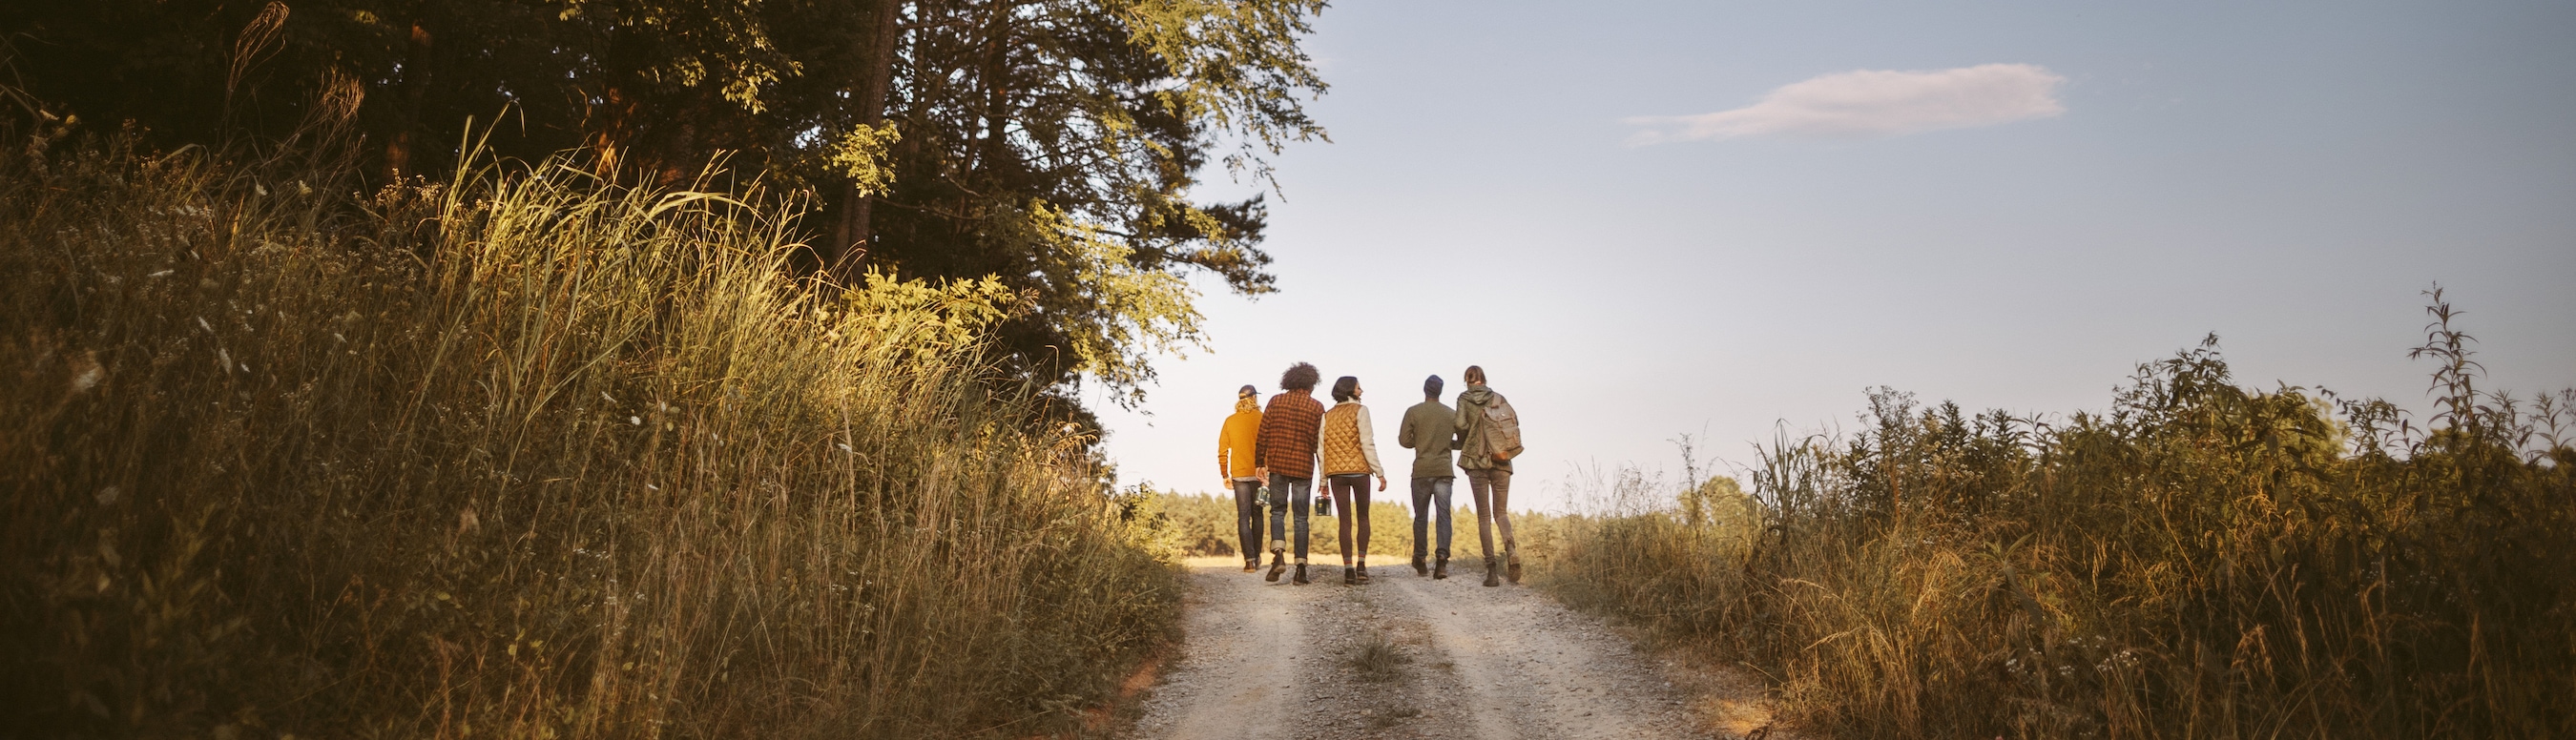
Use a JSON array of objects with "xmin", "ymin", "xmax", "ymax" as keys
[
  {"xmin": 1232, "ymin": 479, "xmax": 1264, "ymax": 561},
  {"xmin": 1328, "ymin": 474, "xmax": 1373, "ymax": 565},
  {"xmin": 1410, "ymin": 476, "xmax": 1454, "ymax": 560}
]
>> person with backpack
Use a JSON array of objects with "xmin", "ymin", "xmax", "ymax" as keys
[
  {"xmin": 1397, "ymin": 374, "xmax": 1461, "ymax": 579},
  {"xmin": 1319, "ymin": 376, "xmax": 1389, "ymax": 586},
  {"xmin": 1454, "ymin": 365, "xmax": 1526, "ymax": 586},
  {"xmin": 1253, "ymin": 362, "xmax": 1327, "ymax": 585},
  {"xmin": 1216, "ymin": 384, "xmax": 1266, "ymax": 572}
]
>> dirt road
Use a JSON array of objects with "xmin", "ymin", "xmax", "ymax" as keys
[{"xmin": 1126, "ymin": 557, "xmax": 1776, "ymax": 740}]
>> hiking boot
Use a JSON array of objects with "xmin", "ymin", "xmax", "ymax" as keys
[
  {"xmin": 1433, "ymin": 557, "xmax": 1449, "ymax": 580},
  {"xmin": 1243, "ymin": 559, "xmax": 1258, "ymax": 573},
  {"xmin": 1506, "ymin": 542, "xmax": 1523, "ymax": 585},
  {"xmin": 1483, "ymin": 558, "xmax": 1502, "ymax": 587},
  {"xmin": 1342, "ymin": 565, "xmax": 1357, "ymax": 586},
  {"xmin": 1266, "ymin": 551, "xmax": 1286, "ymax": 583},
  {"xmin": 1356, "ymin": 563, "xmax": 1372, "ymax": 585},
  {"xmin": 1413, "ymin": 555, "xmax": 1429, "ymax": 577},
  {"xmin": 1293, "ymin": 564, "xmax": 1310, "ymax": 585}
]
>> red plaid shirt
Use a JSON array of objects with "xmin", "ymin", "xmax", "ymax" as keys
[{"xmin": 1254, "ymin": 390, "xmax": 1325, "ymax": 479}]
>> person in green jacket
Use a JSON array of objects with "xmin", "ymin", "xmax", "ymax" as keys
[
  {"xmin": 1455, "ymin": 365, "xmax": 1526, "ymax": 586},
  {"xmin": 1397, "ymin": 374, "xmax": 1462, "ymax": 579}
]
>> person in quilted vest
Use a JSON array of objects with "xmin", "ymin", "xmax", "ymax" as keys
[
  {"xmin": 1216, "ymin": 384, "xmax": 1265, "ymax": 572},
  {"xmin": 1455, "ymin": 365, "xmax": 1527, "ymax": 586},
  {"xmin": 1319, "ymin": 376, "xmax": 1388, "ymax": 586},
  {"xmin": 1253, "ymin": 362, "xmax": 1326, "ymax": 585}
]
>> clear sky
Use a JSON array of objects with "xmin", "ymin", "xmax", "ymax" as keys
[{"xmin": 1091, "ymin": 0, "xmax": 2576, "ymax": 511}]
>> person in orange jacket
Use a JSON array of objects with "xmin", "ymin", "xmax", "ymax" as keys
[{"xmin": 1216, "ymin": 384, "xmax": 1266, "ymax": 572}]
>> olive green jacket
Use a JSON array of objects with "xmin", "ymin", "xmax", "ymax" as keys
[{"xmin": 1397, "ymin": 399, "xmax": 1460, "ymax": 480}]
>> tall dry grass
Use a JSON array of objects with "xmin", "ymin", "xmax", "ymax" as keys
[
  {"xmin": 0, "ymin": 135, "xmax": 1178, "ymax": 737},
  {"xmin": 1546, "ymin": 315, "xmax": 2574, "ymax": 738}
]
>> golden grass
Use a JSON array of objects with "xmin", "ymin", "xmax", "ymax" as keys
[
  {"xmin": 1543, "ymin": 329, "xmax": 2576, "ymax": 739},
  {"xmin": 0, "ymin": 137, "xmax": 1179, "ymax": 737}
]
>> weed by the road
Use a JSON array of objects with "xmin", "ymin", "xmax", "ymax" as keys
[
  {"xmin": 1546, "ymin": 303, "xmax": 2575, "ymax": 738},
  {"xmin": 1349, "ymin": 631, "xmax": 1414, "ymax": 683},
  {"xmin": 0, "ymin": 136, "xmax": 1178, "ymax": 736}
]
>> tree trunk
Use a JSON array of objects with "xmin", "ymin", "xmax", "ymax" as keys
[{"xmin": 832, "ymin": 0, "xmax": 907, "ymax": 281}]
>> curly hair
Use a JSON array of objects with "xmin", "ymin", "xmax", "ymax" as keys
[{"xmin": 1280, "ymin": 362, "xmax": 1320, "ymax": 392}]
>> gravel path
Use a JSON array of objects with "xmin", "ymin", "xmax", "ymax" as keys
[{"xmin": 1127, "ymin": 557, "xmax": 1759, "ymax": 740}]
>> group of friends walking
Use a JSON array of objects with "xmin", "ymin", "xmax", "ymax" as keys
[{"xmin": 1216, "ymin": 362, "xmax": 1526, "ymax": 587}]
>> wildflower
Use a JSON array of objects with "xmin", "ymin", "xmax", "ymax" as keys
[
  {"xmin": 148, "ymin": 269, "xmax": 173, "ymax": 278},
  {"xmin": 630, "ymin": 416, "xmax": 642, "ymax": 426},
  {"xmin": 197, "ymin": 317, "xmax": 213, "ymax": 333}
]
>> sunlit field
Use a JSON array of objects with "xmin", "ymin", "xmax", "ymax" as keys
[
  {"xmin": 0, "ymin": 138, "xmax": 1177, "ymax": 736},
  {"xmin": 1542, "ymin": 312, "xmax": 2574, "ymax": 738}
]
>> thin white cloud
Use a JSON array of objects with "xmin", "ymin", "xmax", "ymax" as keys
[{"xmin": 1627, "ymin": 63, "xmax": 2067, "ymax": 145}]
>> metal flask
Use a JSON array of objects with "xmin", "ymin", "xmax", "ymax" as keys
[
  {"xmin": 1315, "ymin": 492, "xmax": 1334, "ymax": 517},
  {"xmin": 1255, "ymin": 484, "xmax": 1272, "ymax": 508}
]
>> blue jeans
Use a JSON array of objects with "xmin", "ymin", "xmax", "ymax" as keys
[
  {"xmin": 1233, "ymin": 479, "xmax": 1265, "ymax": 561},
  {"xmin": 1410, "ymin": 476, "xmax": 1454, "ymax": 560},
  {"xmin": 1266, "ymin": 474, "xmax": 1314, "ymax": 563}
]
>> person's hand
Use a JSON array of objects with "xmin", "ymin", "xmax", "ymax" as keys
[
  {"xmin": 1255, "ymin": 465, "xmax": 1268, "ymax": 479},
  {"xmin": 1224, "ymin": 479, "xmax": 1237, "ymax": 492},
  {"xmin": 1376, "ymin": 476, "xmax": 1388, "ymax": 492},
  {"xmin": 1493, "ymin": 452, "xmax": 1509, "ymax": 462}
]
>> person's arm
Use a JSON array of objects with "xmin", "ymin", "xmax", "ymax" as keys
[
  {"xmin": 1397, "ymin": 408, "xmax": 1419, "ymax": 450},
  {"xmin": 1252, "ymin": 409, "xmax": 1272, "ymax": 471},
  {"xmin": 1355, "ymin": 406, "xmax": 1386, "ymax": 478}
]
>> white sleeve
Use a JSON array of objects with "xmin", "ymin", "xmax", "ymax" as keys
[{"xmin": 1356, "ymin": 406, "xmax": 1385, "ymax": 477}]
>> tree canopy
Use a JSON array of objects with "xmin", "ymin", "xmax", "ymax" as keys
[{"xmin": 2, "ymin": 0, "xmax": 1328, "ymax": 406}]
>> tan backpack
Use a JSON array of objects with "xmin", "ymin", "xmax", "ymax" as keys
[{"xmin": 1480, "ymin": 393, "xmax": 1524, "ymax": 461}]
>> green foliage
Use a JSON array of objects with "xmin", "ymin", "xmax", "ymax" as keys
[
  {"xmin": 0, "ymin": 138, "xmax": 1180, "ymax": 737},
  {"xmin": 1545, "ymin": 317, "xmax": 2576, "ymax": 739},
  {"xmin": 1, "ymin": 0, "xmax": 1331, "ymax": 409}
]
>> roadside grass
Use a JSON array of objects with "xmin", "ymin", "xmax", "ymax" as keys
[
  {"xmin": 0, "ymin": 136, "xmax": 1179, "ymax": 737},
  {"xmin": 1542, "ymin": 313, "xmax": 2575, "ymax": 738}
]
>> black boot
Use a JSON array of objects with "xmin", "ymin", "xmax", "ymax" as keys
[
  {"xmin": 1356, "ymin": 562, "xmax": 1371, "ymax": 585},
  {"xmin": 1266, "ymin": 550, "xmax": 1286, "ymax": 582},
  {"xmin": 1434, "ymin": 556, "xmax": 1449, "ymax": 580},
  {"xmin": 1482, "ymin": 557, "xmax": 1502, "ymax": 587},
  {"xmin": 1412, "ymin": 554, "xmax": 1428, "ymax": 576},
  {"xmin": 1342, "ymin": 565, "xmax": 1357, "ymax": 586},
  {"xmin": 1293, "ymin": 564, "xmax": 1310, "ymax": 586}
]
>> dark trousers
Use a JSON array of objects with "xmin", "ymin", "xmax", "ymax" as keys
[
  {"xmin": 1328, "ymin": 474, "xmax": 1373, "ymax": 564},
  {"xmin": 1232, "ymin": 479, "xmax": 1264, "ymax": 561},
  {"xmin": 1466, "ymin": 467, "xmax": 1515, "ymax": 562},
  {"xmin": 1266, "ymin": 474, "xmax": 1314, "ymax": 563},
  {"xmin": 1410, "ymin": 476, "xmax": 1454, "ymax": 560}
]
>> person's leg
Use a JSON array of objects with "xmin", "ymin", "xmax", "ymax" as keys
[
  {"xmin": 1332, "ymin": 476, "xmax": 1358, "ymax": 566},
  {"xmin": 1466, "ymin": 469, "xmax": 1497, "ymax": 562},
  {"xmin": 1234, "ymin": 480, "xmax": 1261, "ymax": 568},
  {"xmin": 1265, "ymin": 474, "xmax": 1295, "ymax": 582},
  {"xmin": 1491, "ymin": 468, "xmax": 1519, "ymax": 584},
  {"xmin": 1355, "ymin": 482, "xmax": 1373, "ymax": 575},
  {"xmin": 1409, "ymin": 477, "xmax": 1433, "ymax": 565},
  {"xmin": 1432, "ymin": 477, "xmax": 1455, "ymax": 561},
  {"xmin": 1289, "ymin": 477, "xmax": 1313, "ymax": 563}
]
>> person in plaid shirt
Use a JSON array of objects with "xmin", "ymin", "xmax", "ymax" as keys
[{"xmin": 1253, "ymin": 361, "xmax": 1326, "ymax": 585}]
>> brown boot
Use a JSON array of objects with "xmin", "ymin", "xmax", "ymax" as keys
[
  {"xmin": 1293, "ymin": 564, "xmax": 1311, "ymax": 585},
  {"xmin": 1506, "ymin": 541, "xmax": 1523, "ymax": 585},
  {"xmin": 1412, "ymin": 555, "xmax": 1428, "ymax": 577},
  {"xmin": 1243, "ymin": 558, "xmax": 1258, "ymax": 573},
  {"xmin": 1265, "ymin": 550, "xmax": 1286, "ymax": 582},
  {"xmin": 1483, "ymin": 558, "xmax": 1502, "ymax": 587},
  {"xmin": 1356, "ymin": 562, "xmax": 1372, "ymax": 585},
  {"xmin": 1342, "ymin": 565, "xmax": 1357, "ymax": 586},
  {"xmin": 1433, "ymin": 557, "xmax": 1449, "ymax": 580}
]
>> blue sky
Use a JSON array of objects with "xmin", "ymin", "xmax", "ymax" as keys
[{"xmin": 1092, "ymin": 0, "xmax": 2576, "ymax": 510}]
